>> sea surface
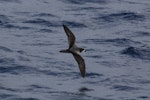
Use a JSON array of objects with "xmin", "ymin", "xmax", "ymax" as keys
[{"xmin": 0, "ymin": 0, "xmax": 150, "ymax": 100}]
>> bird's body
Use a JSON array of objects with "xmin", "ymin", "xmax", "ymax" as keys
[{"xmin": 60, "ymin": 25, "xmax": 86, "ymax": 77}]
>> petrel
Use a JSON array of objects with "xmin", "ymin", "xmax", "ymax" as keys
[{"xmin": 60, "ymin": 25, "xmax": 86, "ymax": 78}]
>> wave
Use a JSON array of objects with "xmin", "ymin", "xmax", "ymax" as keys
[
  {"xmin": 0, "ymin": 14, "xmax": 10, "ymax": 25},
  {"xmin": 62, "ymin": 0, "xmax": 107, "ymax": 5},
  {"xmin": 62, "ymin": 21, "xmax": 86, "ymax": 28},
  {"xmin": 0, "ymin": 0, "xmax": 20, "ymax": 3},
  {"xmin": 0, "ymin": 14, "xmax": 31, "ymax": 30},
  {"xmin": 23, "ymin": 18, "xmax": 55, "ymax": 27},
  {"xmin": 83, "ymin": 38, "xmax": 141, "ymax": 47},
  {"xmin": 32, "ymin": 13, "xmax": 56, "ymax": 17},
  {"xmin": 121, "ymin": 46, "xmax": 150, "ymax": 60},
  {"xmin": 0, "ymin": 65, "xmax": 31, "ymax": 75},
  {"xmin": 0, "ymin": 46, "xmax": 13, "ymax": 52},
  {"xmin": 135, "ymin": 31, "xmax": 150, "ymax": 37},
  {"xmin": 112, "ymin": 85, "xmax": 139, "ymax": 91},
  {"xmin": 94, "ymin": 11, "xmax": 145, "ymax": 23},
  {"xmin": 86, "ymin": 72, "xmax": 103, "ymax": 78}
]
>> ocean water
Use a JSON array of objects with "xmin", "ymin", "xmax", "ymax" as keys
[{"xmin": 0, "ymin": 0, "xmax": 150, "ymax": 100}]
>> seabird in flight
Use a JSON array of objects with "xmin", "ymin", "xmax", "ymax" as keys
[{"xmin": 60, "ymin": 25, "xmax": 86, "ymax": 78}]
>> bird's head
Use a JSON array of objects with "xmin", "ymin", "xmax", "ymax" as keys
[{"xmin": 79, "ymin": 48, "xmax": 84, "ymax": 52}]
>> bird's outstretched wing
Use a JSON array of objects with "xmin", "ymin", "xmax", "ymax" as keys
[
  {"xmin": 72, "ymin": 53, "xmax": 86, "ymax": 77},
  {"xmin": 63, "ymin": 25, "xmax": 76, "ymax": 48}
]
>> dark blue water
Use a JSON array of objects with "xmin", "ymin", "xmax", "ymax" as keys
[{"xmin": 0, "ymin": 0, "xmax": 150, "ymax": 100}]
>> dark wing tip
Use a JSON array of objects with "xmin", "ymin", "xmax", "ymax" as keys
[
  {"xmin": 63, "ymin": 24, "xmax": 67, "ymax": 29},
  {"xmin": 62, "ymin": 24, "xmax": 68, "ymax": 33},
  {"xmin": 80, "ymin": 63, "xmax": 86, "ymax": 78},
  {"xmin": 63, "ymin": 24, "xmax": 70, "ymax": 33},
  {"xmin": 72, "ymin": 53, "xmax": 86, "ymax": 78},
  {"xmin": 81, "ymin": 67, "xmax": 86, "ymax": 78},
  {"xmin": 82, "ymin": 73, "xmax": 85, "ymax": 78}
]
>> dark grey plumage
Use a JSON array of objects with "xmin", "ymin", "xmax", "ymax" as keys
[{"xmin": 60, "ymin": 25, "xmax": 86, "ymax": 77}]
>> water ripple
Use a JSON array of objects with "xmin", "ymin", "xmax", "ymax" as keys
[
  {"xmin": 0, "ymin": 14, "xmax": 10, "ymax": 25},
  {"xmin": 0, "ymin": 86, "xmax": 19, "ymax": 92},
  {"xmin": 62, "ymin": 0, "xmax": 107, "ymax": 5},
  {"xmin": 3, "ymin": 24, "xmax": 32, "ymax": 30},
  {"xmin": 135, "ymin": 31, "xmax": 150, "ymax": 37},
  {"xmin": 79, "ymin": 87, "xmax": 94, "ymax": 92},
  {"xmin": 83, "ymin": 38, "xmax": 140, "ymax": 47},
  {"xmin": 10, "ymin": 97, "xmax": 39, "ymax": 100},
  {"xmin": 86, "ymin": 72, "xmax": 103, "ymax": 78},
  {"xmin": 0, "ymin": 14, "xmax": 32, "ymax": 29},
  {"xmin": 138, "ymin": 96, "xmax": 149, "ymax": 99},
  {"xmin": 39, "ymin": 28, "xmax": 53, "ymax": 33},
  {"xmin": 0, "ymin": 58, "xmax": 15, "ymax": 65},
  {"xmin": 86, "ymin": 55, "xmax": 102, "ymax": 59},
  {"xmin": 29, "ymin": 85, "xmax": 51, "ymax": 90},
  {"xmin": 121, "ymin": 46, "xmax": 150, "ymax": 60},
  {"xmin": 0, "ymin": 94, "xmax": 14, "ymax": 99},
  {"xmin": 0, "ymin": 0, "xmax": 20, "ymax": 3},
  {"xmin": 0, "ymin": 65, "xmax": 38, "ymax": 75},
  {"xmin": 94, "ymin": 11, "xmax": 145, "ymax": 23},
  {"xmin": 0, "ymin": 46, "xmax": 13, "ymax": 52},
  {"xmin": 32, "ymin": 13, "xmax": 56, "ymax": 17},
  {"xmin": 112, "ymin": 85, "xmax": 139, "ymax": 91},
  {"xmin": 48, "ymin": 90, "xmax": 111, "ymax": 100},
  {"xmin": 62, "ymin": 21, "xmax": 86, "ymax": 28},
  {"xmin": 23, "ymin": 18, "xmax": 56, "ymax": 27},
  {"xmin": 70, "ymin": 7, "xmax": 104, "ymax": 12}
]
